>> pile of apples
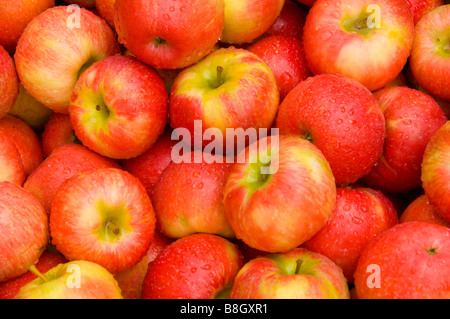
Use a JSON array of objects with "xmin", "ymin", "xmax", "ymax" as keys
[{"xmin": 1, "ymin": 0, "xmax": 450, "ymax": 300}]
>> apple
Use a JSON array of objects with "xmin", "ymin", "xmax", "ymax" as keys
[
  {"xmin": 8, "ymin": 84, "xmax": 53, "ymax": 131},
  {"xmin": 114, "ymin": 231, "xmax": 172, "ymax": 299},
  {"xmin": 383, "ymin": 72, "xmax": 408, "ymax": 88},
  {"xmin": 275, "ymin": 73, "xmax": 386, "ymax": 186},
  {"xmin": 362, "ymin": 86, "xmax": 447, "ymax": 194},
  {"xmin": 23, "ymin": 144, "xmax": 120, "ymax": 214},
  {"xmin": 41, "ymin": 113, "xmax": 78, "ymax": 158},
  {"xmin": 409, "ymin": 5, "xmax": 450, "ymax": 102},
  {"xmin": 14, "ymin": 260, "xmax": 122, "ymax": 299},
  {"xmin": 303, "ymin": 187, "xmax": 399, "ymax": 283},
  {"xmin": 69, "ymin": 55, "xmax": 168, "ymax": 160},
  {"xmin": 405, "ymin": 0, "xmax": 443, "ymax": 24},
  {"xmin": 14, "ymin": 6, "xmax": 120, "ymax": 113},
  {"xmin": 354, "ymin": 222, "xmax": 450, "ymax": 299},
  {"xmin": 248, "ymin": 35, "xmax": 312, "ymax": 101},
  {"xmin": 264, "ymin": 0, "xmax": 308, "ymax": 41},
  {"xmin": 400, "ymin": 194, "xmax": 450, "ymax": 228},
  {"xmin": 0, "ymin": 251, "xmax": 67, "ymax": 299},
  {"xmin": 141, "ymin": 233, "xmax": 244, "ymax": 299},
  {"xmin": 122, "ymin": 128, "xmax": 178, "ymax": 196},
  {"xmin": 302, "ymin": 0, "xmax": 414, "ymax": 91},
  {"xmin": 0, "ymin": 0, "xmax": 55, "ymax": 53},
  {"xmin": 96, "ymin": 0, "xmax": 115, "ymax": 27},
  {"xmin": 114, "ymin": 0, "xmax": 224, "ymax": 70},
  {"xmin": 50, "ymin": 168, "xmax": 156, "ymax": 275},
  {"xmin": 0, "ymin": 181, "xmax": 49, "ymax": 282},
  {"xmin": 230, "ymin": 248, "xmax": 350, "ymax": 299},
  {"xmin": 224, "ymin": 135, "xmax": 336, "ymax": 253},
  {"xmin": 0, "ymin": 44, "xmax": 19, "ymax": 119},
  {"xmin": 152, "ymin": 150, "xmax": 235, "ymax": 239},
  {"xmin": 422, "ymin": 121, "xmax": 450, "ymax": 222},
  {"xmin": 169, "ymin": 47, "xmax": 279, "ymax": 151},
  {"xmin": 220, "ymin": 0, "xmax": 285, "ymax": 45},
  {"xmin": 0, "ymin": 131, "xmax": 25, "ymax": 185},
  {"xmin": 0, "ymin": 115, "xmax": 43, "ymax": 177}
]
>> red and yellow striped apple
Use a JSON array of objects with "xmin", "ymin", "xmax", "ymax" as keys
[
  {"xmin": 400, "ymin": 194, "xmax": 450, "ymax": 228},
  {"xmin": 0, "ymin": 45, "xmax": 19, "ymax": 119}
]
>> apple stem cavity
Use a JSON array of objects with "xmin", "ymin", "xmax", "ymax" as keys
[
  {"xmin": 107, "ymin": 220, "xmax": 121, "ymax": 236},
  {"xmin": 295, "ymin": 259, "xmax": 303, "ymax": 274},
  {"xmin": 216, "ymin": 66, "xmax": 224, "ymax": 88},
  {"xmin": 154, "ymin": 37, "xmax": 167, "ymax": 47},
  {"xmin": 29, "ymin": 265, "xmax": 48, "ymax": 282},
  {"xmin": 355, "ymin": 18, "xmax": 368, "ymax": 30}
]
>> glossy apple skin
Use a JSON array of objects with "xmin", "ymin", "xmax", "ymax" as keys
[
  {"xmin": 230, "ymin": 248, "xmax": 350, "ymax": 299},
  {"xmin": 363, "ymin": 87, "xmax": 447, "ymax": 194},
  {"xmin": 50, "ymin": 168, "xmax": 156, "ymax": 274},
  {"xmin": 265, "ymin": 0, "xmax": 307, "ymax": 41},
  {"xmin": 152, "ymin": 151, "xmax": 235, "ymax": 239},
  {"xmin": 400, "ymin": 194, "xmax": 450, "ymax": 228},
  {"xmin": 14, "ymin": 260, "xmax": 122, "ymax": 299},
  {"xmin": 0, "ymin": 252, "xmax": 67, "ymax": 299},
  {"xmin": 303, "ymin": 0, "xmax": 414, "ymax": 91},
  {"xmin": 354, "ymin": 222, "xmax": 450, "ymax": 299},
  {"xmin": 114, "ymin": 231, "xmax": 172, "ymax": 299},
  {"xmin": 69, "ymin": 55, "xmax": 168, "ymax": 160},
  {"xmin": 0, "ymin": 115, "xmax": 43, "ymax": 176},
  {"xmin": 23, "ymin": 144, "xmax": 120, "ymax": 214},
  {"xmin": 248, "ymin": 35, "xmax": 312, "ymax": 101},
  {"xmin": 41, "ymin": 113, "xmax": 78, "ymax": 158},
  {"xmin": 276, "ymin": 74, "xmax": 386, "ymax": 186},
  {"xmin": 422, "ymin": 121, "xmax": 450, "ymax": 222},
  {"xmin": 0, "ymin": 0, "xmax": 55, "ymax": 53},
  {"xmin": 0, "ymin": 181, "xmax": 49, "ymax": 282},
  {"xmin": 95, "ymin": 0, "xmax": 115, "ymax": 26},
  {"xmin": 221, "ymin": 0, "xmax": 285, "ymax": 44},
  {"xmin": 14, "ymin": 6, "xmax": 120, "ymax": 113},
  {"xmin": 169, "ymin": 47, "xmax": 279, "ymax": 149},
  {"xmin": 122, "ymin": 128, "xmax": 177, "ymax": 196},
  {"xmin": 303, "ymin": 187, "xmax": 399, "ymax": 283},
  {"xmin": 114, "ymin": 0, "xmax": 224, "ymax": 70},
  {"xmin": 405, "ymin": 0, "xmax": 443, "ymax": 24},
  {"xmin": 410, "ymin": 5, "xmax": 450, "ymax": 102},
  {"xmin": 0, "ymin": 45, "xmax": 19, "ymax": 118},
  {"xmin": 224, "ymin": 135, "xmax": 336, "ymax": 253},
  {"xmin": 0, "ymin": 131, "xmax": 25, "ymax": 185},
  {"xmin": 142, "ymin": 233, "xmax": 244, "ymax": 299}
]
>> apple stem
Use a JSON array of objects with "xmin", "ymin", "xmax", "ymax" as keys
[
  {"xmin": 295, "ymin": 259, "xmax": 303, "ymax": 274},
  {"xmin": 107, "ymin": 221, "xmax": 121, "ymax": 236},
  {"xmin": 29, "ymin": 265, "xmax": 48, "ymax": 282},
  {"xmin": 95, "ymin": 104, "xmax": 107, "ymax": 112},
  {"xmin": 216, "ymin": 66, "xmax": 224, "ymax": 88},
  {"xmin": 355, "ymin": 18, "xmax": 368, "ymax": 30}
]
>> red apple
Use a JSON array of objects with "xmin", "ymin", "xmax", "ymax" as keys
[
  {"xmin": 422, "ymin": 121, "xmax": 450, "ymax": 222},
  {"xmin": 0, "ymin": 130, "xmax": 25, "ymax": 185},
  {"xmin": 224, "ymin": 135, "xmax": 336, "ymax": 253},
  {"xmin": 0, "ymin": 252, "xmax": 67, "ymax": 299},
  {"xmin": 248, "ymin": 35, "xmax": 312, "ymax": 101},
  {"xmin": 354, "ymin": 222, "xmax": 450, "ymax": 299},
  {"xmin": 230, "ymin": 248, "xmax": 350, "ymax": 299},
  {"xmin": 14, "ymin": 260, "xmax": 122, "ymax": 299},
  {"xmin": 122, "ymin": 128, "xmax": 178, "ymax": 196},
  {"xmin": 0, "ymin": 115, "xmax": 43, "ymax": 176},
  {"xmin": 114, "ymin": 0, "xmax": 224, "ymax": 70},
  {"xmin": 383, "ymin": 72, "xmax": 408, "ymax": 88},
  {"xmin": 363, "ymin": 86, "xmax": 447, "ymax": 194},
  {"xmin": 265, "ymin": 0, "xmax": 308, "ymax": 41},
  {"xmin": 23, "ymin": 144, "xmax": 120, "ymax": 214},
  {"xmin": 0, "ymin": 44, "xmax": 19, "ymax": 119},
  {"xmin": 69, "ymin": 55, "xmax": 168, "ymax": 159},
  {"xmin": 303, "ymin": 0, "xmax": 414, "ymax": 91},
  {"xmin": 141, "ymin": 233, "xmax": 244, "ymax": 299},
  {"xmin": 114, "ymin": 231, "xmax": 172, "ymax": 299},
  {"xmin": 405, "ymin": 0, "xmax": 443, "ymax": 24},
  {"xmin": 275, "ymin": 74, "xmax": 386, "ymax": 186},
  {"xmin": 0, "ymin": 181, "xmax": 49, "ymax": 282},
  {"xmin": 152, "ymin": 150, "xmax": 235, "ymax": 239},
  {"xmin": 400, "ymin": 194, "xmax": 450, "ymax": 228},
  {"xmin": 41, "ymin": 113, "xmax": 78, "ymax": 158},
  {"xmin": 95, "ymin": 0, "xmax": 115, "ymax": 27},
  {"xmin": 50, "ymin": 168, "xmax": 156, "ymax": 275},
  {"xmin": 169, "ymin": 47, "xmax": 279, "ymax": 151},
  {"xmin": 303, "ymin": 187, "xmax": 399, "ymax": 283},
  {"xmin": 410, "ymin": 5, "xmax": 450, "ymax": 102},
  {"xmin": 0, "ymin": 0, "xmax": 55, "ymax": 53},
  {"xmin": 14, "ymin": 6, "xmax": 120, "ymax": 113}
]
